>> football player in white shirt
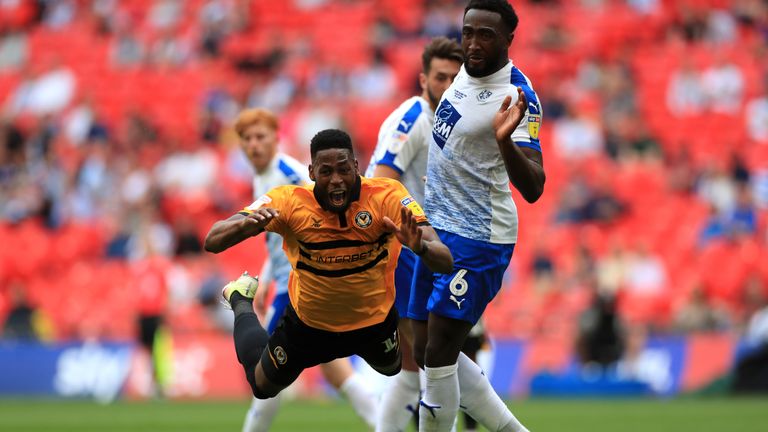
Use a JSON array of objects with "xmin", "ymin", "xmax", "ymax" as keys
[
  {"xmin": 365, "ymin": 37, "xmax": 463, "ymax": 432},
  {"xmin": 410, "ymin": 1, "xmax": 545, "ymax": 431},
  {"xmin": 233, "ymin": 109, "xmax": 378, "ymax": 432}
]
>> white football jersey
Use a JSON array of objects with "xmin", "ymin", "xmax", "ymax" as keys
[
  {"xmin": 425, "ymin": 61, "xmax": 542, "ymax": 244},
  {"xmin": 365, "ymin": 96, "xmax": 432, "ymax": 204},
  {"xmin": 253, "ymin": 153, "xmax": 310, "ymax": 294}
]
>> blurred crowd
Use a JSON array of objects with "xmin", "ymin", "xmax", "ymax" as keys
[{"xmin": 1, "ymin": 0, "xmax": 767, "ymax": 369}]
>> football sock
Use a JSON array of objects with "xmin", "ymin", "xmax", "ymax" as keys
[
  {"xmin": 457, "ymin": 353, "xmax": 528, "ymax": 432},
  {"xmin": 339, "ymin": 373, "xmax": 378, "ymax": 429},
  {"xmin": 232, "ymin": 298, "xmax": 269, "ymax": 369},
  {"xmin": 419, "ymin": 363, "xmax": 459, "ymax": 431},
  {"xmin": 231, "ymin": 291, "xmax": 255, "ymax": 317},
  {"xmin": 375, "ymin": 369, "xmax": 420, "ymax": 432},
  {"xmin": 241, "ymin": 394, "xmax": 282, "ymax": 432}
]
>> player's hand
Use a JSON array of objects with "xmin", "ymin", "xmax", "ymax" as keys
[
  {"xmin": 241, "ymin": 208, "xmax": 279, "ymax": 235},
  {"xmin": 493, "ymin": 87, "xmax": 527, "ymax": 144},
  {"xmin": 383, "ymin": 207, "xmax": 424, "ymax": 253}
]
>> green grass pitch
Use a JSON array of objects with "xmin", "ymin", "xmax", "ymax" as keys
[{"xmin": 1, "ymin": 397, "xmax": 766, "ymax": 431}]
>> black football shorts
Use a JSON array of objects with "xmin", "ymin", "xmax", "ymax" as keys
[{"xmin": 259, "ymin": 303, "xmax": 402, "ymax": 387}]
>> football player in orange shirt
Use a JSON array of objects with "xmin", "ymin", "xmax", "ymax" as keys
[{"xmin": 204, "ymin": 128, "xmax": 453, "ymax": 401}]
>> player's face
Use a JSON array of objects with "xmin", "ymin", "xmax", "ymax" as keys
[
  {"xmin": 240, "ymin": 122, "xmax": 278, "ymax": 173},
  {"xmin": 421, "ymin": 58, "xmax": 462, "ymax": 109},
  {"xmin": 310, "ymin": 148, "xmax": 359, "ymax": 213},
  {"xmin": 462, "ymin": 9, "xmax": 511, "ymax": 77}
]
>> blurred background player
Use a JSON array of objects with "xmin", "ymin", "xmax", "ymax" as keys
[
  {"xmin": 233, "ymin": 110, "xmax": 378, "ymax": 431},
  {"xmin": 365, "ymin": 36, "xmax": 463, "ymax": 432},
  {"xmin": 411, "ymin": 0, "xmax": 545, "ymax": 430}
]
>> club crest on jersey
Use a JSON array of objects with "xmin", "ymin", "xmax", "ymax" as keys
[
  {"xmin": 246, "ymin": 195, "xmax": 272, "ymax": 211},
  {"xmin": 311, "ymin": 217, "xmax": 322, "ymax": 228},
  {"xmin": 354, "ymin": 211, "xmax": 373, "ymax": 229},
  {"xmin": 527, "ymin": 114, "xmax": 541, "ymax": 139},
  {"xmin": 432, "ymin": 99, "xmax": 462, "ymax": 149},
  {"xmin": 273, "ymin": 346, "xmax": 287, "ymax": 365},
  {"xmin": 477, "ymin": 89, "xmax": 493, "ymax": 102},
  {"xmin": 400, "ymin": 196, "xmax": 424, "ymax": 217}
]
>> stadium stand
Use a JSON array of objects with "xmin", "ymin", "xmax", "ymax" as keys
[{"xmin": 0, "ymin": 0, "xmax": 766, "ymax": 348}]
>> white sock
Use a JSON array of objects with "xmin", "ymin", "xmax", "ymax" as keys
[
  {"xmin": 339, "ymin": 372, "xmax": 378, "ymax": 429},
  {"xmin": 419, "ymin": 363, "xmax": 459, "ymax": 431},
  {"xmin": 457, "ymin": 353, "xmax": 529, "ymax": 432},
  {"xmin": 375, "ymin": 370, "xmax": 420, "ymax": 432},
  {"xmin": 242, "ymin": 394, "xmax": 282, "ymax": 432}
]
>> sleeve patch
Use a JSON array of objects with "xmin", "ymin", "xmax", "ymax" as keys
[
  {"xmin": 527, "ymin": 114, "xmax": 541, "ymax": 139},
  {"xmin": 245, "ymin": 194, "xmax": 272, "ymax": 211},
  {"xmin": 400, "ymin": 196, "xmax": 425, "ymax": 217},
  {"xmin": 387, "ymin": 131, "xmax": 408, "ymax": 153}
]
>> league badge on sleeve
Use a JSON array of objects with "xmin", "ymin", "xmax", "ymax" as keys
[
  {"xmin": 527, "ymin": 114, "xmax": 541, "ymax": 140},
  {"xmin": 400, "ymin": 196, "xmax": 425, "ymax": 217},
  {"xmin": 246, "ymin": 194, "xmax": 272, "ymax": 211}
]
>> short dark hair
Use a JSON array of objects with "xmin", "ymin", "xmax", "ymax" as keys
[
  {"xmin": 310, "ymin": 129, "xmax": 354, "ymax": 159},
  {"xmin": 422, "ymin": 37, "xmax": 464, "ymax": 73},
  {"xmin": 464, "ymin": 0, "xmax": 519, "ymax": 33}
]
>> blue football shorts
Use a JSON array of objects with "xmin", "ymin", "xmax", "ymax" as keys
[
  {"xmin": 266, "ymin": 291, "xmax": 291, "ymax": 334},
  {"xmin": 407, "ymin": 229, "xmax": 515, "ymax": 324},
  {"xmin": 394, "ymin": 248, "xmax": 417, "ymax": 317}
]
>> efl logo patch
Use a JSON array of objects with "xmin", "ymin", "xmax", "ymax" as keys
[
  {"xmin": 527, "ymin": 114, "xmax": 541, "ymax": 139},
  {"xmin": 355, "ymin": 211, "xmax": 373, "ymax": 229},
  {"xmin": 401, "ymin": 196, "xmax": 424, "ymax": 217},
  {"xmin": 432, "ymin": 99, "xmax": 462, "ymax": 149},
  {"xmin": 246, "ymin": 195, "xmax": 272, "ymax": 211}
]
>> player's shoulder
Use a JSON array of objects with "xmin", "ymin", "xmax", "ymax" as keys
[
  {"xmin": 268, "ymin": 183, "xmax": 311, "ymax": 200},
  {"xmin": 362, "ymin": 176, "xmax": 409, "ymax": 197},
  {"xmin": 387, "ymin": 96, "xmax": 430, "ymax": 132},
  {"xmin": 362, "ymin": 175, "xmax": 402, "ymax": 189},
  {"xmin": 274, "ymin": 153, "xmax": 310, "ymax": 185},
  {"xmin": 508, "ymin": 63, "xmax": 542, "ymax": 112}
]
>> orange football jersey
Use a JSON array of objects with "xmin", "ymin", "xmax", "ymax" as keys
[{"xmin": 240, "ymin": 176, "xmax": 428, "ymax": 332}]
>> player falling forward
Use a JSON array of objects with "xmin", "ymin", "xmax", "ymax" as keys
[
  {"xmin": 204, "ymin": 129, "xmax": 454, "ymax": 424},
  {"xmin": 231, "ymin": 109, "xmax": 379, "ymax": 431}
]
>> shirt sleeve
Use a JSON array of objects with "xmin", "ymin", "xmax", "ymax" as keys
[
  {"xmin": 387, "ymin": 181, "xmax": 429, "ymax": 225},
  {"xmin": 509, "ymin": 83, "xmax": 543, "ymax": 153},
  {"xmin": 239, "ymin": 186, "xmax": 289, "ymax": 236},
  {"xmin": 372, "ymin": 100, "xmax": 426, "ymax": 175}
]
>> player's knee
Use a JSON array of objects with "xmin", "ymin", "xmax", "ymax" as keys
[
  {"xmin": 245, "ymin": 364, "xmax": 281, "ymax": 399},
  {"xmin": 372, "ymin": 358, "xmax": 402, "ymax": 377},
  {"xmin": 252, "ymin": 385, "xmax": 279, "ymax": 400}
]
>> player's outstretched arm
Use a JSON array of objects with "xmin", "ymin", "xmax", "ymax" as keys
[
  {"xmin": 493, "ymin": 87, "xmax": 546, "ymax": 203},
  {"xmin": 204, "ymin": 208, "xmax": 279, "ymax": 253},
  {"xmin": 383, "ymin": 207, "xmax": 454, "ymax": 274}
]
